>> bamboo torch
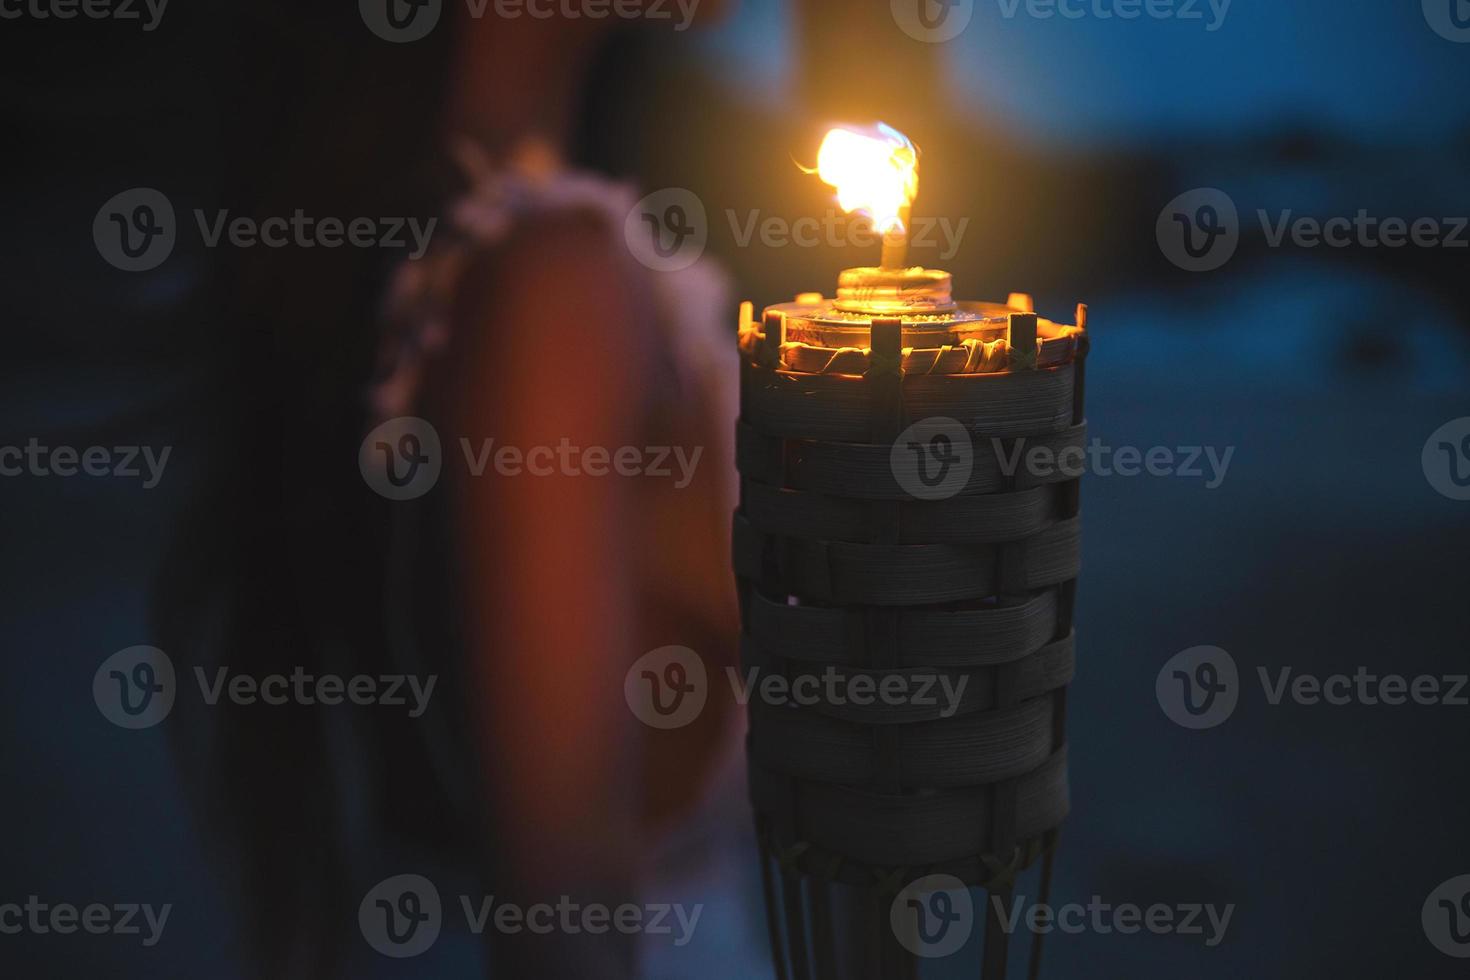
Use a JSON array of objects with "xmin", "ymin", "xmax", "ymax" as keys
[{"xmin": 734, "ymin": 122, "xmax": 1091, "ymax": 980}]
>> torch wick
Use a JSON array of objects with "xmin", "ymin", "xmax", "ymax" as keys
[{"xmin": 880, "ymin": 203, "xmax": 911, "ymax": 270}]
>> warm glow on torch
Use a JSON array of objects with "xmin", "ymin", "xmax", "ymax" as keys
[{"xmin": 804, "ymin": 122, "xmax": 919, "ymax": 268}]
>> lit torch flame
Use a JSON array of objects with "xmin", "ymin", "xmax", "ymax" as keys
[{"xmin": 803, "ymin": 122, "xmax": 918, "ymax": 235}]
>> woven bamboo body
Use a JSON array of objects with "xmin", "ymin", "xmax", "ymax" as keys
[{"xmin": 734, "ymin": 297, "xmax": 1088, "ymax": 979}]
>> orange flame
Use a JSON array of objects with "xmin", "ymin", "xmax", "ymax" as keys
[{"xmin": 803, "ymin": 123, "xmax": 918, "ymax": 234}]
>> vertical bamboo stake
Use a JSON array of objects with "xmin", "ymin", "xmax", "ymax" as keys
[
  {"xmin": 1030, "ymin": 301, "xmax": 1087, "ymax": 980},
  {"xmin": 783, "ymin": 870, "xmax": 812, "ymax": 980},
  {"xmin": 759, "ymin": 843, "xmax": 792, "ymax": 980},
  {"xmin": 867, "ymin": 317, "xmax": 913, "ymax": 979},
  {"xmin": 762, "ymin": 309, "xmax": 787, "ymax": 369},
  {"xmin": 1007, "ymin": 312, "xmax": 1037, "ymax": 372}
]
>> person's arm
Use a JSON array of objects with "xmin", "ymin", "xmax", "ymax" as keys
[{"xmin": 429, "ymin": 213, "xmax": 644, "ymax": 974}]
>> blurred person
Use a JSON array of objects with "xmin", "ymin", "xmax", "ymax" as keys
[{"xmin": 150, "ymin": 2, "xmax": 739, "ymax": 978}]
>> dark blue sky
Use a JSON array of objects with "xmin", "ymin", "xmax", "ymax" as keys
[{"xmin": 697, "ymin": 0, "xmax": 1470, "ymax": 145}]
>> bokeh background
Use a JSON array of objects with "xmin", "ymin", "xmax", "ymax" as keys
[{"xmin": 3, "ymin": 0, "xmax": 1469, "ymax": 977}]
